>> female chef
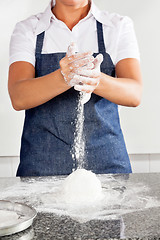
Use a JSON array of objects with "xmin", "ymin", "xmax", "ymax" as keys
[{"xmin": 8, "ymin": 0, "xmax": 142, "ymax": 176}]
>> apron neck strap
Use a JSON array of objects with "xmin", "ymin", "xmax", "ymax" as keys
[
  {"xmin": 96, "ymin": 21, "xmax": 106, "ymax": 53},
  {"xmin": 35, "ymin": 32, "xmax": 45, "ymax": 54}
]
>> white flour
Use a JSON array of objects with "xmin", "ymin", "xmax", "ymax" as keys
[
  {"xmin": 62, "ymin": 169, "xmax": 103, "ymax": 204},
  {"xmin": 0, "ymin": 210, "xmax": 19, "ymax": 228},
  {"xmin": 71, "ymin": 92, "xmax": 86, "ymax": 169},
  {"xmin": 1, "ymin": 176, "xmax": 160, "ymax": 223}
]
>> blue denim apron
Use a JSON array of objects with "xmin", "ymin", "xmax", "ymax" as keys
[{"xmin": 17, "ymin": 21, "xmax": 132, "ymax": 176}]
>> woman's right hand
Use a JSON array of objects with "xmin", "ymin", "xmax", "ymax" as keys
[{"xmin": 59, "ymin": 43, "xmax": 94, "ymax": 87}]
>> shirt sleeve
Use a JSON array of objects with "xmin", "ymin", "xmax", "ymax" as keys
[
  {"xmin": 115, "ymin": 16, "xmax": 140, "ymax": 65},
  {"xmin": 9, "ymin": 18, "xmax": 36, "ymax": 67}
]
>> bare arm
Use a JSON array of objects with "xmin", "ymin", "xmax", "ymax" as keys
[
  {"xmin": 8, "ymin": 61, "xmax": 70, "ymax": 111},
  {"xmin": 93, "ymin": 58, "xmax": 142, "ymax": 107},
  {"xmin": 8, "ymin": 52, "xmax": 93, "ymax": 111}
]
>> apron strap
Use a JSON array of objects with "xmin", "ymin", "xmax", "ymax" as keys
[
  {"xmin": 96, "ymin": 21, "xmax": 106, "ymax": 53},
  {"xmin": 35, "ymin": 31, "xmax": 45, "ymax": 54}
]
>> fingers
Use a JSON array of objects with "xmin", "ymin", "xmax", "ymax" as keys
[
  {"xmin": 60, "ymin": 43, "xmax": 102, "ymax": 88},
  {"xmin": 70, "ymin": 74, "xmax": 98, "ymax": 87},
  {"xmin": 67, "ymin": 42, "xmax": 76, "ymax": 57},
  {"xmin": 69, "ymin": 56, "xmax": 94, "ymax": 70},
  {"xmin": 82, "ymin": 62, "xmax": 94, "ymax": 70},
  {"xmin": 60, "ymin": 50, "xmax": 95, "ymax": 86},
  {"xmin": 67, "ymin": 51, "xmax": 93, "ymax": 63},
  {"xmin": 75, "ymin": 68, "xmax": 101, "ymax": 78},
  {"xmin": 73, "ymin": 74, "xmax": 100, "ymax": 93},
  {"xmin": 67, "ymin": 42, "xmax": 93, "ymax": 63},
  {"xmin": 93, "ymin": 54, "xmax": 104, "ymax": 69},
  {"xmin": 69, "ymin": 75, "xmax": 80, "ymax": 87},
  {"xmin": 72, "ymin": 74, "xmax": 99, "ymax": 86}
]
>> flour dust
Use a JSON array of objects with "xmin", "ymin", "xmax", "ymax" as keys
[
  {"xmin": 1, "ymin": 176, "xmax": 160, "ymax": 223},
  {"xmin": 71, "ymin": 92, "xmax": 86, "ymax": 169}
]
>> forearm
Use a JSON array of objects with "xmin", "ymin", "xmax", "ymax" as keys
[
  {"xmin": 94, "ymin": 72, "xmax": 142, "ymax": 107},
  {"xmin": 9, "ymin": 69, "xmax": 70, "ymax": 111},
  {"xmin": 8, "ymin": 51, "xmax": 94, "ymax": 111}
]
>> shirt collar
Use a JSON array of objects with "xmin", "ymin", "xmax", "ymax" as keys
[
  {"xmin": 35, "ymin": 0, "xmax": 113, "ymax": 35},
  {"xmin": 91, "ymin": 1, "xmax": 114, "ymax": 27},
  {"xmin": 35, "ymin": 0, "xmax": 54, "ymax": 35}
]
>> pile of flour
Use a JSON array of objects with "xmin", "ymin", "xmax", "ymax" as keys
[{"xmin": 62, "ymin": 168, "xmax": 103, "ymax": 204}]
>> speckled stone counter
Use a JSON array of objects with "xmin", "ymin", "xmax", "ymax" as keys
[{"xmin": 0, "ymin": 173, "xmax": 160, "ymax": 240}]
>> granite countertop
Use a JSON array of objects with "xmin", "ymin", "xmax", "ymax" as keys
[{"xmin": 0, "ymin": 172, "xmax": 160, "ymax": 240}]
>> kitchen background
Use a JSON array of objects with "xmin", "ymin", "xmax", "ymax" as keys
[{"xmin": 0, "ymin": 0, "xmax": 160, "ymax": 177}]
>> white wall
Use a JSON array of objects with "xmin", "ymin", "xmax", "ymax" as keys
[
  {"xmin": 1, "ymin": 0, "xmax": 160, "ymax": 158},
  {"xmin": 0, "ymin": 0, "xmax": 50, "ymax": 156},
  {"xmin": 98, "ymin": 0, "xmax": 160, "ymax": 154}
]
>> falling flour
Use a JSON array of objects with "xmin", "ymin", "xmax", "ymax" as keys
[
  {"xmin": 66, "ymin": 92, "xmax": 104, "ymax": 205},
  {"xmin": 71, "ymin": 92, "xmax": 86, "ymax": 169}
]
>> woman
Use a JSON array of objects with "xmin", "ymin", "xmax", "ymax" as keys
[{"xmin": 8, "ymin": 0, "xmax": 142, "ymax": 176}]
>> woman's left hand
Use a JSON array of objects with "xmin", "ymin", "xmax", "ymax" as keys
[{"xmin": 74, "ymin": 54, "xmax": 103, "ymax": 93}]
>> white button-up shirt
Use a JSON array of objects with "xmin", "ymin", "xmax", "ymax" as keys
[{"xmin": 9, "ymin": 0, "xmax": 140, "ymax": 67}]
